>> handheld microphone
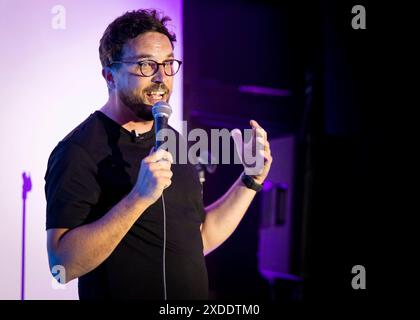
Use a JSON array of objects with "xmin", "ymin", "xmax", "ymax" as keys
[
  {"xmin": 151, "ymin": 101, "xmax": 172, "ymax": 300},
  {"xmin": 152, "ymin": 101, "xmax": 172, "ymax": 149}
]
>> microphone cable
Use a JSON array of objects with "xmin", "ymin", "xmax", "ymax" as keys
[{"xmin": 161, "ymin": 193, "xmax": 167, "ymax": 300}]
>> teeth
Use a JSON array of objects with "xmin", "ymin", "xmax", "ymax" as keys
[{"xmin": 149, "ymin": 91, "xmax": 165, "ymax": 95}]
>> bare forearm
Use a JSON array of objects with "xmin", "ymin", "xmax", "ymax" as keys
[
  {"xmin": 50, "ymin": 192, "xmax": 149, "ymax": 282},
  {"xmin": 201, "ymin": 175, "xmax": 257, "ymax": 255}
]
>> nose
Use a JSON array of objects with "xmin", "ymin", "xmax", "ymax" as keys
[{"xmin": 151, "ymin": 64, "xmax": 166, "ymax": 83}]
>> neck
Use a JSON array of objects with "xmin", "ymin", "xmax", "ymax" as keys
[{"xmin": 100, "ymin": 97, "xmax": 154, "ymax": 135}]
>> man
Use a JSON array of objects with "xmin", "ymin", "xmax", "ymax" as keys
[{"xmin": 45, "ymin": 9, "xmax": 272, "ymax": 300}]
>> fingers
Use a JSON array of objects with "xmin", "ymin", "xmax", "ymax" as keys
[
  {"xmin": 250, "ymin": 119, "xmax": 262, "ymax": 129},
  {"xmin": 143, "ymin": 148, "xmax": 174, "ymax": 164},
  {"xmin": 256, "ymin": 137, "xmax": 271, "ymax": 154},
  {"xmin": 250, "ymin": 120, "xmax": 267, "ymax": 139},
  {"xmin": 150, "ymin": 169, "xmax": 173, "ymax": 179},
  {"xmin": 143, "ymin": 165, "xmax": 172, "ymax": 190},
  {"xmin": 232, "ymin": 123, "xmax": 270, "ymax": 162},
  {"xmin": 253, "ymin": 122, "xmax": 272, "ymax": 167},
  {"xmin": 162, "ymin": 179, "xmax": 172, "ymax": 189},
  {"xmin": 252, "ymin": 120, "xmax": 269, "ymax": 156},
  {"xmin": 259, "ymin": 148, "xmax": 273, "ymax": 163},
  {"xmin": 148, "ymin": 160, "xmax": 172, "ymax": 171},
  {"xmin": 155, "ymin": 174, "xmax": 173, "ymax": 189},
  {"xmin": 148, "ymin": 155, "xmax": 173, "ymax": 187},
  {"xmin": 142, "ymin": 149, "xmax": 174, "ymax": 189}
]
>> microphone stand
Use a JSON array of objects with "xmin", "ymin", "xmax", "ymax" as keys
[
  {"xmin": 21, "ymin": 172, "xmax": 32, "ymax": 300},
  {"xmin": 195, "ymin": 164, "xmax": 206, "ymax": 198},
  {"xmin": 195, "ymin": 152, "xmax": 217, "ymax": 199}
]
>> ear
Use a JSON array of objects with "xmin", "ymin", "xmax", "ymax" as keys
[{"xmin": 102, "ymin": 66, "xmax": 116, "ymax": 90}]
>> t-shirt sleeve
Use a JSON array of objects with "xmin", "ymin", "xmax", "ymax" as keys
[{"xmin": 44, "ymin": 141, "xmax": 101, "ymax": 230}]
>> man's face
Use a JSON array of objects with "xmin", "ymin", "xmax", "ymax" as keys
[{"xmin": 113, "ymin": 32, "xmax": 175, "ymax": 120}]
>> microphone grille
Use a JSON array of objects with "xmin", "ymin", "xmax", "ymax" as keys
[{"xmin": 152, "ymin": 101, "xmax": 172, "ymax": 118}]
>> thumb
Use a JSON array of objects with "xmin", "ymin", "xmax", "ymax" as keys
[{"xmin": 231, "ymin": 129, "xmax": 243, "ymax": 162}]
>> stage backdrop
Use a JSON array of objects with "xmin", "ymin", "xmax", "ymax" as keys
[{"xmin": 0, "ymin": 0, "xmax": 183, "ymax": 299}]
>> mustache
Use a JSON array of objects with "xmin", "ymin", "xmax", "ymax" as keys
[{"xmin": 143, "ymin": 83, "xmax": 169, "ymax": 94}]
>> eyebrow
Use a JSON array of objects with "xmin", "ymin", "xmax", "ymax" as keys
[{"xmin": 126, "ymin": 53, "xmax": 174, "ymax": 60}]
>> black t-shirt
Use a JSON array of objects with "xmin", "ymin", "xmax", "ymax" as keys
[{"xmin": 44, "ymin": 111, "xmax": 208, "ymax": 300}]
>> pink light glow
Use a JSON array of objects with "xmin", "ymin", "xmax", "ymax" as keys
[{"xmin": 0, "ymin": 0, "xmax": 183, "ymax": 299}]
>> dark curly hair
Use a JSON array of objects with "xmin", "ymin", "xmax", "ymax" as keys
[{"xmin": 99, "ymin": 9, "xmax": 176, "ymax": 68}]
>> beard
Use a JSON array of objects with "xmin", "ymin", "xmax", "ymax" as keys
[
  {"xmin": 118, "ymin": 89, "xmax": 154, "ymax": 121},
  {"xmin": 118, "ymin": 84, "xmax": 171, "ymax": 121}
]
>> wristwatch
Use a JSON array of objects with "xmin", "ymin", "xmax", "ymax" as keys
[{"xmin": 241, "ymin": 173, "xmax": 263, "ymax": 192}]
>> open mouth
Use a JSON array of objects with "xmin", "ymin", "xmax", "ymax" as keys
[{"xmin": 146, "ymin": 90, "xmax": 167, "ymax": 103}]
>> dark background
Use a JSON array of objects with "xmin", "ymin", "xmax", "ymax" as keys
[{"xmin": 183, "ymin": 0, "xmax": 387, "ymax": 304}]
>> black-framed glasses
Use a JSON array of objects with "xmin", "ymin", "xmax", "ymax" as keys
[{"xmin": 110, "ymin": 59, "xmax": 182, "ymax": 77}]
